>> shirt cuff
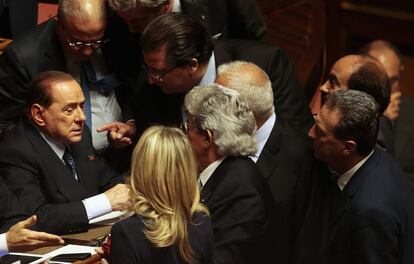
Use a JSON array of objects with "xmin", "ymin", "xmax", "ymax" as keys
[
  {"xmin": 0, "ymin": 233, "xmax": 9, "ymax": 256},
  {"xmin": 82, "ymin": 194, "xmax": 112, "ymax": 220}
]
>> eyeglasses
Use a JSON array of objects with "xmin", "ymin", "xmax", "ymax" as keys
[
  {"xmin": 148, "ymin": 66, "xmax": 176, "ymax": 83},
  {"xmin": 180, "ymin": 122, "xmax": 190, "ymax": 134},
  {"xmin": 67, "ymin": 38, "xmax": 109, "ymax": 49}
]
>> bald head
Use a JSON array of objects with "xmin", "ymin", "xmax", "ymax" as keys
[
  {"xmin": 216, "ymin": 61, "xmax": 274, "ymax": 125},
  {"xmin": 362, "ymin": 40, "xmax": 403, "ymax": 93},
  {"xmin": 58, "ymin": 0, "xmax": 107, "ymax": 24}
]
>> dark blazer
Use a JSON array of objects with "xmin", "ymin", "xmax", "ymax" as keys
[
  {"xmin": 109, "ymin": 213, "xmax": 213, "ymax": 264},
  {"xmin": 0, "ymin": 178, "xmax": 29, "ymax": 233},
  {"xmin": 0, "ymin": 0, "xmax": 37, "ymax": 38},
  {"xmin": 0, "ymin": 18, "xmax": 132, "ymax": 125},
  {"xmin": 201, "ymin": 157, "xmax": 276, "ymax": 264},
  {"xmin": 326, "ymin": 148, "xmax": 414, "ymax": 264},
  {"xmin": 378, "ymin": 115, "xmax": 395, "ymax": 156},
  {"xmin": 0, "ymin": 118, "xmax": 123, "ymax": 234},
  {"xmin": 134, "ymin": 40, "xmax": 313, "ymax": 135},
  {"xmin": 255, "ymin": 118, "xmax": 316, "ymax": 263},
  {"xmin": 395, "ymin": 95, "xmax": 414, "ymax": 190}
]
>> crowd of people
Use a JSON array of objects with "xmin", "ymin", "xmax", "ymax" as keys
[{"xmin": 0, "ymin": 0, "xmax": 413, "ymax": 264}]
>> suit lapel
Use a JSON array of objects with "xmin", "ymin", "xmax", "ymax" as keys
[
  {"xmin": 200, "ymin": 157, "xmax": 233, "ymax": 204},
  {"xmin": 23, "ymin": 119, "xmax": 88, "ymax": 201}
]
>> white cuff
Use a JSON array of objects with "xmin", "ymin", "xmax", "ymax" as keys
[
  {"xmin": 82, "ymin": 194, "xmax": 112, "ymax": 220},
  {"xmin": 0, "ymin": 233, "xmax": 9, "ymax": 256}
]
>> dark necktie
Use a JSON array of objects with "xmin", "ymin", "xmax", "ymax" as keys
[
  {"xmin": 63, "ymin": 148, "xmax": 77, "ymax": 180},
  {"xmin": 80, "ymin": 61, "xmax": 121, "ymax": 128}
]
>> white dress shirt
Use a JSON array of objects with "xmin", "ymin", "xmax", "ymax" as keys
[
  {"xmin": 39, "ymin": 131, "xmax": 112, "ymax": 220},
  {"xmin": 337, "ymin": 149, "xmax": 375, "ymax": 191},
  {"xmin": 199, "ymin": 157, "xmax": 226, "ymax": 188},
  {"xmin": 250, "ymin": 113, "xmax": 276, "ymax": 163},
  {"xmin": 0, "ymin": 233, "xmax": 8, "ymax": 256}
]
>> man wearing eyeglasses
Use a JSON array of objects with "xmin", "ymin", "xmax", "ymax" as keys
[
  {"xmin": 134, "ymin": 13, "xmax": 313, "ymax": 136},
  {"xmin": 0, "ymin": 0, "xmax": 136, "ymax": 169}
]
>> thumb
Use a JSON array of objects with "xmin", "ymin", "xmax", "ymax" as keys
[{"xmin": 20, "ymin": 215, "xmax": 37, "ymax": 228}]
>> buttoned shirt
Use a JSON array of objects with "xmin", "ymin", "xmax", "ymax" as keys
[{"xmin": 251, "ymin": 113, "xmax": 276, "ymax": 163}]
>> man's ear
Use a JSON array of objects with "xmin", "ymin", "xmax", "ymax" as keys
[
  {"xmin": 342, "ymin": 140, "xmax": 357, "ymax": 156},
  {"xmin": 188, "ymin": 58, "xmax": 199, "ymax": 74},
  {"xmin": 203, "ymin": 129, "xmax": 214, "ymax": 149},
  {"xmin": 31, "ymin": 104, "xmax": 46, "ymax": 127},
  {"xmin": 164, "ymin": 0, "xmax": 173, "ymax": 13}
]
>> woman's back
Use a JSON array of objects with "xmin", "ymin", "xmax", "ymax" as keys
[{"xmin": 109, "ymin": 212, "xmax": 213, "ymax": 264}]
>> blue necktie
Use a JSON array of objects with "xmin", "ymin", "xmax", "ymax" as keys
[
  {"xmin": 63, "ymin": 148, "xmax": 77, "ymax": 180},
  {"xmin": 80, "ymin": 62, "xmax": 121, "ymax": 129}
]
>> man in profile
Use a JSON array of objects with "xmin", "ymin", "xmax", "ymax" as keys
[
  {"xmin": 0, "ymin": 71, "xmax": 131, "ymax": 234},
  {"xmin": 308, "ymin": 89, "xmax": 414, "ymax": 264}
]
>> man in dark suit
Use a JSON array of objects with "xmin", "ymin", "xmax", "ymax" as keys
[
  {"xmin": 0, "ymin": 178, "xmax": 64, "ymax": 256},
  {"xmin": 319, "ymin": 54, "xmax": 394, "ymax": 155},
  {"xmin": 308, "ymin": 89, "xmax": 414, "ymax": 264},
  {"xmin": 0, "ymin": 0, "xmax": 136, "ymax": 153},
  {"xmin": 135, "ymin": 13, "xmax": 312, "ymax": 136},
  {"xmin": 183, "ymin": 84, "xmax": 276, "ymax": 264},
  {"xmin": 215, "ymin": 61, "xmax": 316, "ymax": 263},
  {"xmin": 0, "ymin": 71, "xmax": 131, "ymax": 234}
]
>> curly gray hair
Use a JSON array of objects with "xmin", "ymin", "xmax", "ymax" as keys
[{"xmin": 184, "ymin": 84, "xmax": 257, "ymax": 157}]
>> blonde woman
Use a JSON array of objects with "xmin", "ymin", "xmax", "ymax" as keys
[{"xmin": 109, "ymin": 126, "xmax": 213, "ymax": 264}]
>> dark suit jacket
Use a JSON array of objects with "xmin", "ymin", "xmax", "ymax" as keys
[
  {"xmin": 0, "ymin": 18, "xmax": 132, "ymax": 125},
  {"xmin": 134, "ymin": 40, "xmax": 313, "ymax": 135},
  {"xmin": 378, "ymin": 115, "xmax": 395, "ymax": 156},
  {"xmin": 326, "ymin": 148, "xmax": 414, "ymax": 264},
  {"xmin": 395, "ymin": 95, "xmax": 414, "ymax": 190},
  {"xmin": 0, "ymin": 178, "xmax": 29, "ymax": 233},
  {"xmin": 255, "ymin": 118, "xmax": 316, "ymax": 263},
  {"xmin": 0, "ymin": 0, "xmax": 37, "ymax": 38},
  {"xmin": 201, "ymin": 157, "xmax": 276, "ymax": 264},
  {"xmin": 109, "ymin": 213, "xmax": 213, "ymax": 264},
  {"xmin": 0, "ymin": 118, "xmax": 123, "ymax": 234}
]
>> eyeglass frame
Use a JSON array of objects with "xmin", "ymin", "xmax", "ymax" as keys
[
  {"xmin": 148, "ymin": 66, "xmax": 177, "ymax": 83},
  {"xmin": 67, "ymin": 38, "xmax": 110, "ymax": 49}
]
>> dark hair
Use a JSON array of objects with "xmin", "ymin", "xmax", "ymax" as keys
[
  {"xmin": 347, "ymin": 56, "xmax": 391, "ymax": 114},
  {"xmin": 140, "ymin": 13, "xmax": 214, "ymax": 67},
  {"xmin": 26, "ymin": 71, "xmax": 75, "ymax": 114},
  {"xmin": 325, "ymin": 89, "xmax": 380, "ymax": 155}
]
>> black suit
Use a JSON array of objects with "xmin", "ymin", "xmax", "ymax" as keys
[
  {"xmin": 255, "ymin": 118, "xmax": 316, "ymax": 263},
  {"xmin": 395, "ymin": 95, "xmax": 414, "ymax": 190},
  {"xmin": 0, "ymin": 0, "xmax": 37, "ymax": 38},
  {"xmin": 109, "ymin": 213, "xmax": 213, "ymax": 264},
  {"xmin": 326, "ymin": 148, "xmax": 414, "ymax": 264},
  {"xmin": 201, "ymin": 157, "xmax": 276, "ymax": 264},
  {"xmin": 0, "ymin": 18, "xmax": 132, "ymax": 125},
  {"xmin": 0, "ymin": 178, "xmax": 29, "ymax": 233},
  {"xmin": 0, "ymin": 118, "xmax": 123, "ymax": 234},
  {"xmin": 135, "ymin": 40, "xmax": 313, "ymax": 134}
]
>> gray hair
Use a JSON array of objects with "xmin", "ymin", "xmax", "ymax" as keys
[
  {"xmin": 184, "ymin": 84, "xmax": 258, "ymax": 157},
  {"xmin": 58, "ymin": 0, "xmax": 107, "ymax": 23},
  {"xmin": 217, "ymin": 61, "xmax": 274, "ymax": 119},
  {"xmin": 107, "ymin": 0, "xmax": 168, "ymax": 11},
  {"xmin": 325, "ymin": 89, "xmax": 379, "ymax": 155}
]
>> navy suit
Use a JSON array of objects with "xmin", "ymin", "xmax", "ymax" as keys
[
  {"xmin": 200, "ymin": 157, "xmax": 276, "ymax": 264},
  {"xmin": 326, "ymin": 148, "xmax": 414, "ymax": 264},
  {"xmin": 109, "ymin": 213, "xmax": 213, "ymax": 264},
  {"xmin": 0, "ymin": 118, "xmax": 123, "ymax": 234}
]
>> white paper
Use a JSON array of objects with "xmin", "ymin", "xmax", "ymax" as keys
[{"xmin": 5, "ymin": 252, "xmax": 50, "ymax": 264}]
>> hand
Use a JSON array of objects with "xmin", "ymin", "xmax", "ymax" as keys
[
  {"xmin": 96, "ymin": 121, "xmax": 137, "ymax": 148},
  {"xmin": 104, "ymin": 184, "xmax": 132, "ymax": 211},
  {"xmin": 384, "ymin": 91, "xmax": 402, "ymax": 122},
  {"xmin": 6, "ymin": 215, "xmax": 64, "ymax": 252}
]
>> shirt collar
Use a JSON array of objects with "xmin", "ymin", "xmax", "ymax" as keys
[
  {"xmin": 337, "ymin": 149, "xmax": 374, "ymax": 191},
  {"xmin": 198, "ymin": 52, "xmax": 216, "ymax": 86},
  {"xmin": 171, "ymin": 0, "xmax": 182, "ymax": 12},
  {"xmin": 38, "ymin": 130, "xmax": 66, "ymax": 160},
  {"xmin": 251, "ymin": 112, "xmax": 276, "ymax": 162},
  {"xmin": 199, "ymin": 156, "xmax": 226, "ymax": 187}
]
